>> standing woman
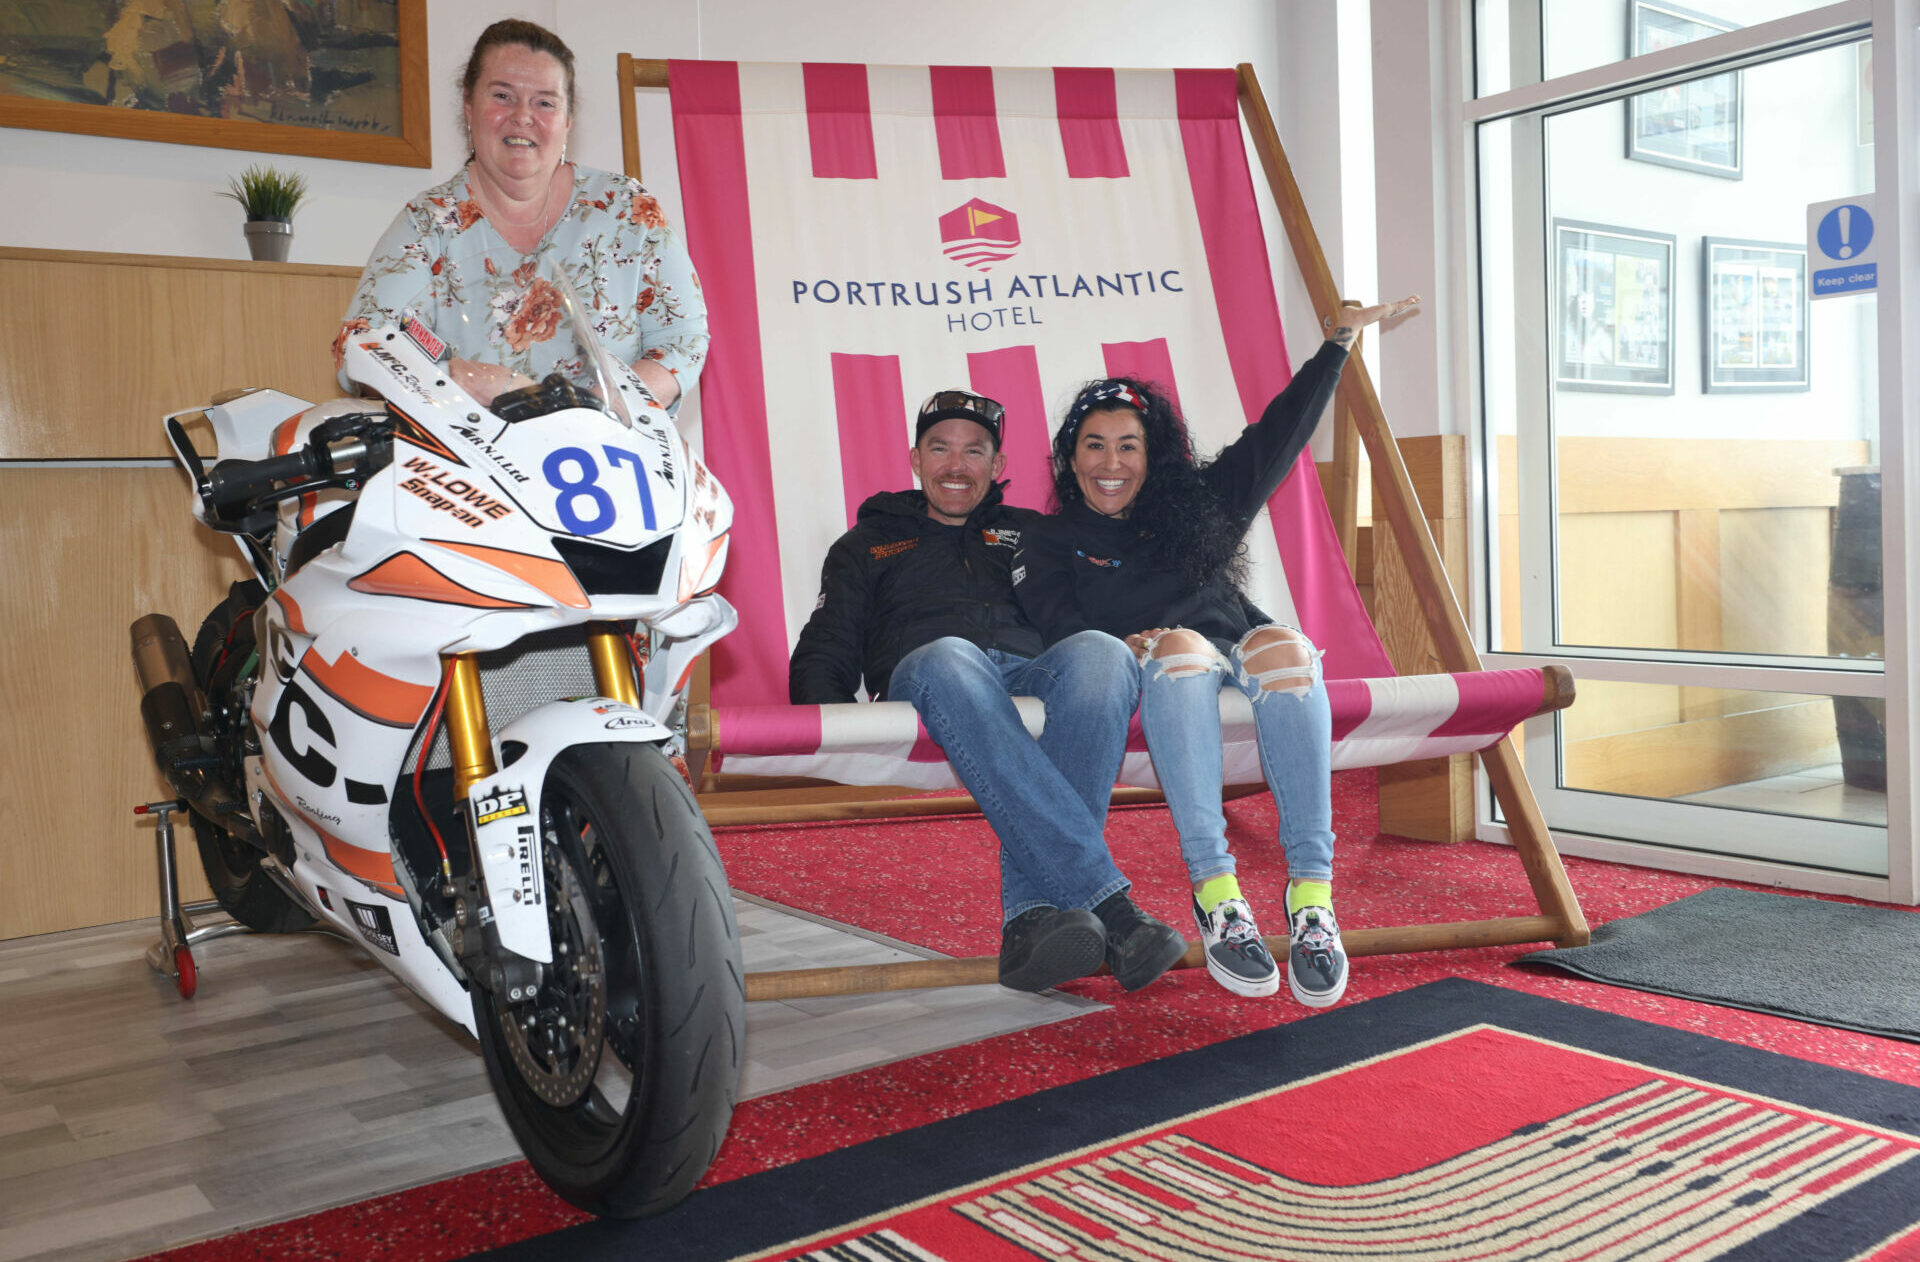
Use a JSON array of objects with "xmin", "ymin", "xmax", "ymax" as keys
[
  {"xmin": 335, "ymin": 19, "xmax": 706, "ymax": 408},
  {"xmin": 1014, "ymin": 297, "xmax": 1417, "ymax": 1007}
]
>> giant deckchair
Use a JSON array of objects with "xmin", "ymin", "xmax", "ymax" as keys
[{"xmin": 617, "ymin": 58, "xmax": 1589, "ymax": 1000}]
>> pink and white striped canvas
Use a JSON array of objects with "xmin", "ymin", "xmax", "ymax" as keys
[
  {"xmin": 667, "ymin": 61, "xmax": 1500, "ymax": 787},
  {"xmin": 710, "ymin": 668, "xmax": 1556, "ymax": 793}
]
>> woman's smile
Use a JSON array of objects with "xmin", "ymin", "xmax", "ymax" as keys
[{"xmin": 1072, "ymin": 407, "xmax": 1149, "ymax": 517}]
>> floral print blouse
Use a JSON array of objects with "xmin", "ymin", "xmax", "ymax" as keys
[{"xmin": 336, "ymin": 163, "xmax": 707, "ymax": 401}]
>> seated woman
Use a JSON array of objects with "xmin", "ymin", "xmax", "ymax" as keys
[
  {"xmin": 334, "ymin": 19, "xmax": 706, "ymax": 407},
  {"xmin": 1014, "ymin": 296, "xmax": 1417, "ymax": 1007}
]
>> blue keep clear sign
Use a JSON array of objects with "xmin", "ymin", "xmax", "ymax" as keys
[{"xmin": 1807, "ymin": 194, "xmax": 1878, "ymax": 298}]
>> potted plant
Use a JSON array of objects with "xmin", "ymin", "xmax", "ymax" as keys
[{"xmin": 220, "ymin": 164, "xmax": 309, "ymax": 262}]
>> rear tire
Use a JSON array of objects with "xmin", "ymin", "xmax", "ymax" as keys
[
  {"xmin": 472, "ymin": 742, "xmax": 744, "ymax": 1218},
  {"xmin": 189, "ymin": 580, "xmax": 314, "ymax": 934}
]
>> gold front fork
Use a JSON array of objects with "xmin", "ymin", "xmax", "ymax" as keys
[
  {"xmin": 443, "ymin": 653, "xmax": 496, "ymax": 801},
  {"xmin": 444, "ymin": 625, "xmax": 634, "ymax": 802},
  {"xmin": 586, "ymin": 621, "xmax": 641, "ymax": 706}
]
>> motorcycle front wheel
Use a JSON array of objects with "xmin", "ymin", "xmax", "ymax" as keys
[{"xmin": 472, "ymin": 742, "xmax": 744, "ymax": 1218}]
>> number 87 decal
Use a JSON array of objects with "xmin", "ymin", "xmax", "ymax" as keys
[{"xmin": 541, "ymin": 445, "xmax": 657, "ymax": 536}]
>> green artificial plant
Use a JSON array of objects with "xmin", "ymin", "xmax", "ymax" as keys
[{"xmin": 219, "ymin": 164, "xmax": 309, "ymax": 222}]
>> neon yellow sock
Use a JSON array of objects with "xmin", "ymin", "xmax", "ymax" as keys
[
  {"xmin": 1287, "ymin": 880, "xmax": 1332, "ymax": 915},
  {"xmin": 1194, "ymin": 874, "xmax": 1242, "ymax": 912}
]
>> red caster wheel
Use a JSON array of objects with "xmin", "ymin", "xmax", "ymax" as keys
[{"xmin": 173, "ymin": 944, "xmax": 198, "ymax": 1000}]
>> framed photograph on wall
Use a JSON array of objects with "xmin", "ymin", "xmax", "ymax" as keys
[
  {"xmin": 1554, "ymin": 220, "xmax": 1677, "ymax": 394},
  {"xmin": 1703, "ymin": 237, "xmax": 1809, "ymax": 393},
  {"xmin": 0, "ymin": 0, "xmax": 429, "ymax": 167},
  {"xmin": 1626, "ymin": 1, "xmax": 1742, "ymax": 179}
]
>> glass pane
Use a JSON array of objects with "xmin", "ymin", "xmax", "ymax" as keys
[
  {"xmin": 1480, "ymin": 41, "xmax": 1881, "ymax": 660},
  {"xmin": 1560, "ymin": 679, "xmax": 1887, "ymax": 826},
  {"xmin": 1477, "ymin": 0, "xmax": 1846, "ymax": 96}
]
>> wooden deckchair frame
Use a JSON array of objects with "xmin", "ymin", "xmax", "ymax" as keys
[{"xmin": 616, "ymin": 57, "xmax": 1590, "ymax": 1000}]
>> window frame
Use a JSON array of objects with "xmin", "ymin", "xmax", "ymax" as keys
[{"xmin": 1455, "ymin": 0, "xmax": 1918, "ymax": 903}]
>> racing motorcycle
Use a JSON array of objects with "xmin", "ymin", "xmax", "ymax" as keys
[{"xmin": 129, "ymin": 261, "xmax": 742, "ymax": 1217}]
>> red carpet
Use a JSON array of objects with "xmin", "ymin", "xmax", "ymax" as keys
[
  {"xmin": 141, "ymin": 770, "xmax": 1920, "ymax": 1261},
  {"xmin": 456, "ymin": 981, "xmax": 1920, "ymax": 1261}
]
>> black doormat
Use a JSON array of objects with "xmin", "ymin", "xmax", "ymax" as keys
[{"xmin": 1522, "ymin": 887, "xmax": 1920, "ymax": 1042}]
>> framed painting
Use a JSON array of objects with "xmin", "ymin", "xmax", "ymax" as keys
[
  {"xmin": 1626, "ymin": 0, "xmax": 1742, "ymax": 179},
  {"xmin": 1554, "ymin": 219, "xmax": 1676, "ymax": 395},
  {"xmin": 1703, "ymin": 237, "xmax": 1810, "ymax": 393},
  {"xmin": 0, "ymin": 0, "xmax": 429, "ymax": 167}
]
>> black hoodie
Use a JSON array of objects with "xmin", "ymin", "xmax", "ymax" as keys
[
  {"xmin": 1012, "ymin": 340, "xmax": 1350, "ymax": 651},
  {"xmin": 788, "ymin": 483, "xmax": 1045, "ymax": 703}
]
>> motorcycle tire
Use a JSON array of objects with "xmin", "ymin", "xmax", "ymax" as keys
[
  {"xmin": 473, "ymin": 741, "xmax": 744, "ymax": 1218},
  {"xmin": 188, "ymin": 579, "xmax": 315, "ymax": 934}
]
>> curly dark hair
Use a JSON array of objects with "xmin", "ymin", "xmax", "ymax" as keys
[{"xmin": 1049, "ymin": 377, "xmax": 1248, "ymax": 592}]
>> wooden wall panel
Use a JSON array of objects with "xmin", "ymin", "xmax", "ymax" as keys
[
  {"xmin": 1720, "ymin": 506, "xmax": 1833, "ymax": 657},
  {"xmin": 1374, "ymin": 436, "xmax": 1476, "ymax": 843},
  {"xmin": 1563, "ymin": 695, "xmax": 1839, "ymax": 801},
  {"xmin": 1558, "ymin": 510, "xmax": 1679, "ymax": 650},
  {"xmin": 0, "ymin": 248, "xmax": 360, "ymax": 458},
  {"xmin": 0, "ymin": 469, "xmax": 250, "ymax": 938},
  {"xmin": 0, "ymin": 248, "xmax": 357, "ymax": 941}
]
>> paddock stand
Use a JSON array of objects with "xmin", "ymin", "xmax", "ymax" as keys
[{"xmin": 132, "ymin": 800, "xmax": 251, "ymax": 999}]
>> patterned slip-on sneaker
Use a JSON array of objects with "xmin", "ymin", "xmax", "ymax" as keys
[
  {"xmin": 1192, "ymin": 896, "xmax": 1281, "ymax": 998},
  {"xmin": 1287, "ymin": 904, "xmax": 1348, "ymax": 1008}
]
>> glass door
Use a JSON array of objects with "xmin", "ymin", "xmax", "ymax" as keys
[{"xmin": 1471, "ymin": 3, "xmax": 1908, "ymax": 893}]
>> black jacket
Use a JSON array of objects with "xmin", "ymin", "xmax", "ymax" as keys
[
  {"xmin": 1013, "ymin": 340, "xmax": 1349, "ymax": 651},
  {"xmin": 788, "ymin": 484, "xmax": 1044, "ymax": 703}
]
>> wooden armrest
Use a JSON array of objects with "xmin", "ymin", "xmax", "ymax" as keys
[{"xmin": 1539, "ymin": 665, "xmax": 1576, "ymax": 715}]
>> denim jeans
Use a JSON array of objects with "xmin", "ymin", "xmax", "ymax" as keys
[
  {"xmin": 888, "ymin": 632, "xmax": 1138, "ymax": 923},
  {"xmin": 1137, "ymin": 627, "xmax": 1335, "ymax": 888}
]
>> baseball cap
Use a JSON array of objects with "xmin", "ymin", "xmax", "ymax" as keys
[{"xmin": 915, "ymin": 389, "xmax": 1005, "ymax": 449}]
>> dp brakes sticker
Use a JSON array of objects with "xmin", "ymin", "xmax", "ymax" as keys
[
  {"xmin": 470, "ymin": 779, "xmax": 547, "ymax": 964},
  {"xmin": 475, "ymin": 786, "xmax": 529, "ymax": 825}
]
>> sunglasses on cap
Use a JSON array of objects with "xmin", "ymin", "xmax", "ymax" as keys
[{"xmin": 916, "ymin": 390, "xmax": 1005, "ymax": 447}]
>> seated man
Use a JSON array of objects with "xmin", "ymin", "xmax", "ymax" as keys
[{"xmin": 789, "ymin": 389, "xmax": 1187, "ymax": 994}]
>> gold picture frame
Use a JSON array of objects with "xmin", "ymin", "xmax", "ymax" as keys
[{"xmin": 0, "ymin": 0, "xmax": 430, "ymax": 168}]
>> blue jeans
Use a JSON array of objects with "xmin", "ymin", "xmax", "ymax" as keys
[
  {"xmin": 1137, "ymin": 627, "xmax": 1335, "ymax": 888},
  {"xmin": 888, "ymin": 632, "xmax": 1137, "ymax": 923}
]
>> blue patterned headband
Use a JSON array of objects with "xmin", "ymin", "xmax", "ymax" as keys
[{"xmin": 1067, "ymin": 380, "xmax": 1149, "ymax": 428}]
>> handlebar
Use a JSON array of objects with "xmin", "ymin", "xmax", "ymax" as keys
[
  {"xmin": 205, "ymin": 448, "xmax": 325, "ymax": 511},
  {"xmin": 181, "ymin": 410, "xmax": 393, "ymax": 532}
]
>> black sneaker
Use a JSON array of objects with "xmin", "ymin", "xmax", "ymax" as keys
[
  {"xmin": 1192, "ymin": 896, "xmax": 1280, "ymax": 997},
  {"xmin": 998, "ymin": 907, "xmax": 1106, "ymax": 992},
  {"xmin": 1093, "ymin": 892, "xmax": 1188, "ymax": 991},
  {"xmin": 1287, "ymin": 903, "xmax": 1348, "ymax": 1008}
]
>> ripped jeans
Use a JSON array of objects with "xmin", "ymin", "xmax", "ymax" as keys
[{"xmin": 1136, "ymin": 624, "xmax": 1334, "ymax": 888}]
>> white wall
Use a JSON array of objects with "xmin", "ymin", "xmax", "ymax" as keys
[
  {"xmin": 0, "ymin": 0, "xmax": 1357, "ymax": 374},
  {"xmin": 1541, "ymin": 8, "xmax": 1876, "ymax": 442},
  {"xmin": 1367, "ymin": 0, "xmax": 1466, "ymax": 439}
]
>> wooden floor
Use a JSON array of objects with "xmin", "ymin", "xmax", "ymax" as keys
[{"xmin": 0, "ymin": 896, "xmax": 1098, "ymax": 1262}]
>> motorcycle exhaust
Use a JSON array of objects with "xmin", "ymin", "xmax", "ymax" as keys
[
  {"xmin": 130, "ymin": 614, "xmax": 255, "ymax": 837},
  {"xmin": 131, "ymin": 614, "xmax": 207, "ymax": 775}
]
